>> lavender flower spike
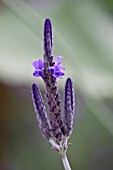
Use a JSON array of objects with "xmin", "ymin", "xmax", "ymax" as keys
[
  {"xmin": 44, "ymin": 18, "xmax": 53, "ymax": 58},
  {"xmin": 32, "ymin": 83, "xmax": 51, "ymax": 140},
  {"xmin": 63, "ymin": 78, "xmax": 75, "ymax": 137},
  {"xmin": 31, "ymin": 18, "xmax": 75, "ymax": 170}
]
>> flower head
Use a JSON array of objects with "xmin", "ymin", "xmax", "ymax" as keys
[
  {"xmin": 32, "ymin": 56, "xmax": 65, "ymax": 79},
  {"xmin": 32, "ymin": 60, "xmax": 44, "ymax": 77}
]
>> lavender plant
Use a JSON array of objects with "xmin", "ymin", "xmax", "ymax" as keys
[{"xmin": 31, "ymin": 18, "xmax": 75, "ymax": 170}]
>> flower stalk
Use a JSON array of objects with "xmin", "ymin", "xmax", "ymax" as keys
[
  {"xmin": 31, "ymin": 18, "xmax": 75, "ymax": 170},
  {"xmin": 61, "ymin": 154, "xmax": 72, "ymax": 170}
]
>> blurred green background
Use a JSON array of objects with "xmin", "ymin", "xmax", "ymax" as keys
[{"xmin": 0, "ymin": 0, "xmax": 113, "ymax": 170}]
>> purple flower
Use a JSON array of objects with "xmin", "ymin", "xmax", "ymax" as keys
[
  {"xmin": 32, "ymin": 60, "xmax": 44, "ymax": 77},
  {"xmin": 32, "ymin": 56, "xmax": 65, "ymax": 79},
  {"xmin": 49, "ymin": 56, "xmax": 65, "ymax": 78}
]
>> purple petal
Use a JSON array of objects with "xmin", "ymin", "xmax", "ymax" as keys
[
  {"xmin": 56, "ymin": 56, "xmax": 63, "ymax": 64},
  {"xmin": 38, "ymin": 60, "xmax": 44, "ymax": 70},
  {"xmin": 59, "ymin": 66, "xmax": 65, "ymax": 71},
  {"xmin": 33, "ymin": 71, "xmax": 39, "ymax": 77},
  {"xmin": 32, "ymin": 60, "xmax": 44, "ymax": 70},
  {"xmin": 55, "ymin": 71, "xmax": 65, "ymax": 78},
  {"xmin": 54, "ymin": 65, "xmax": 60, "ymax": 71},
  {"xmin": 32, "ymin": 61, "xmax": 39, "ymax": 69},
  {"xmin": 59, "ymin": 72, "xmax": 65, "ymax": 76}
]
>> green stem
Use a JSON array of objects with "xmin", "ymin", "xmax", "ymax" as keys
[{"xmin": 61, "ymin": 154, "xmax": 72, "ymax": 170}]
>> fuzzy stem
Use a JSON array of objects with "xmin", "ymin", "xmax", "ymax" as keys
[{"xmin": 61, "ymin": 154, "xmax": 72, "ymax": 170}]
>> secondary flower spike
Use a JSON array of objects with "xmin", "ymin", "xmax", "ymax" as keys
[
  {"xmin": 31, "ymin": 18, "xmax": 75, "ymax": 170},
  {"xmin": 63, "ymin": 78, "xmax": 75, "ymax": 137},
  {"xmin": 32, "ymin": 83, "xmax": 51, "ymax": 140}
]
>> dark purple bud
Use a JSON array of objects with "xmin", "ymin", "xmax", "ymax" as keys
[
  {"xmin": 43, "ymin": 18, "xmax": 53, "ymax": 58},
  {"xmin": 63, "ymin": 78, "xmax": 75, "ymax": 137},
  {"xmin": 32, "ymin": 83, "xmax": 51, "ymax": 140}
]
